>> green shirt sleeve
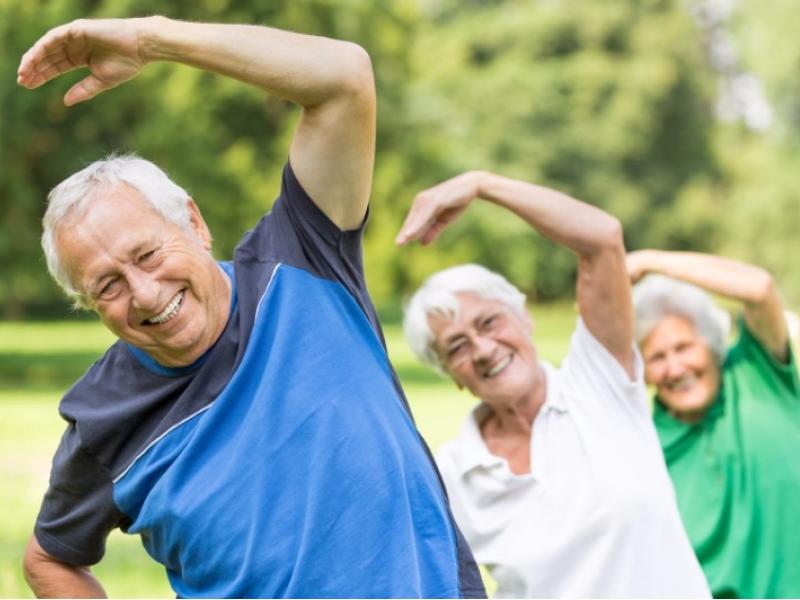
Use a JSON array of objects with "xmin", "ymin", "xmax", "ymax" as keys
[{"xmin": 726, "ymin": 316, "xmax": 800, "ymax": 401}]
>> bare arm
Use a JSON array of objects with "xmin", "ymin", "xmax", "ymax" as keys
[
  {"xmin": 17, "ymin": 16, "xmax": 375, "ymax": 230},
  {"xmin": 628, "ymin": 250, "xmax": 788, "ymax": 361},
  {"xmin": 396, "ymin": 171, "xmax": 635, "ymax": 377},
  {"xmin": 23, "ymin": 535, "xmax": 106, "ymax": 599}
]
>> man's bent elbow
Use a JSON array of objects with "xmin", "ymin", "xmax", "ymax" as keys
[
  {"xmin": 336, "ymin": 42, "xmax": 375, "ymax": 106},
  {"xmin": 23, "ymin": 535, "xmax": 105, "ymax": 598},
  {"xmin": 23, "ymin": 536, "xmax": 49, "ymax": 595}
]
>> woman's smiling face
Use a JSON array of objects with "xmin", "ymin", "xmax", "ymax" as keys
[
  {"xmin": 641, "ymin": 314, "xmax": 721, "ymax": 423},
  {"xmin": 427, "ymin": 293, "xmax": 541, "ymax": 406}
]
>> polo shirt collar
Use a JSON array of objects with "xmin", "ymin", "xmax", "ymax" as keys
[
  {"xmin": 453, "ymin": 361, "xmax": 567, "ymax": 475},
  {"xmin": 540, "ymin": 360, "xmax": 568, "ymax": 414}
]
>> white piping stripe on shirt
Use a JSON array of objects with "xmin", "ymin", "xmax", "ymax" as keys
[
  {"xmin": 254, "ymin": 263, "xmax": 282, "ymax": 322},
  {"xmin": 113, "ymin": 403, "xmax": 213, "ymax": 484},
  {"xmin": 114, "ymin": 264, "xmax": 283, "ymax": 484}
]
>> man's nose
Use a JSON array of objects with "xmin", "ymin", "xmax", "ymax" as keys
[
  {"xmin": 129, "ymin": 271, "xmax": 160, "ymax": 312},
  {"xmin": 471, "ymin": 334, "xmax": 496, "ymax": 363}
]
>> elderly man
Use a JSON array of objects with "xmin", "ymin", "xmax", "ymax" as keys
[
  {"xmin": 18, "ymin": 16, "xmax": 484, "ymax": 599},
  {"xmin": 398, "ymin": 171, "xmax": 710, "ymax": 597},
  {"xmin": 629, "ymin": 250, "xmax": 800, "ymax": 598}
]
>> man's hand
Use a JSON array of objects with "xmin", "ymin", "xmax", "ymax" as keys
[
  {"xmin": 17, "ymin": 18, "xmax": 148, "ymax": 106},
  {"xmin": 18, "ymin": 16, "xmax": 375, "ymax": 230},
  {"xmin": 395, "ymin": 171, "xmax": 485, "ymax": 246}
]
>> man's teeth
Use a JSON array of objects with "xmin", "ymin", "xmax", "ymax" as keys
[
  {"xmin": 486, "ymin": 356, "xmax": 512, "ymax": 378},
  {"xmin": 147, "ymin": 291, "xmax": 184, "ymax": 325}
]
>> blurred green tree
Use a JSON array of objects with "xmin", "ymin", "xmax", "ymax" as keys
[
  {"xmin": 4, "ymin": 0, "xmax": 794, "ymax": 318},
  {"xmin": 709, "ymin": 0, "xmax": 800, "ymax": 307},
  {"xmin": 397, "ymin": 0, "xmax": 721, "ymax": 300}
]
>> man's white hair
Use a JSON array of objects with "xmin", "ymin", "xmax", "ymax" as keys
[
  {"xmin": 632, "ymin": 274, "xmax": 731, "ymax": 361},
  {"xmin": 403, "ymin": 264, "xmax": 528, "ymax": 370},
  {"xmin": 42, "ymin": 154, "xmax": 193, "ymax": 309}
]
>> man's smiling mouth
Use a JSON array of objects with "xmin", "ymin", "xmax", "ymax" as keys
[
  {"xmin": 485, "ymin": 355, "xmax": 513, "ymax": 378},
  {"xmin": 145, "ymin": 290, "xmax": 185, "ymax": 325}
]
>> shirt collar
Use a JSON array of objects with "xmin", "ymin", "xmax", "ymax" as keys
[
  {"xmin": 453, "ymin": 361, "xmax": 567, "ymax": 475},
  {"xmin": 540, "ymin": 360, "xmax": 568, "ymax": 414}
]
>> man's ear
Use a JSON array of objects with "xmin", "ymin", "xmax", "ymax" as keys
[{"xmin": 186, "ymin": 198, "xmax": 213, "ymax": 250}]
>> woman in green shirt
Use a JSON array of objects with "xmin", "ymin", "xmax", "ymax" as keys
[{"xmin": 628, "ymin": 250, "xmax": 800, "ymax": 599}]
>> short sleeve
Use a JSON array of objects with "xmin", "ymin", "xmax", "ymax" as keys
[
  {"xmin": 732, "ymin": 319, "xmax": 800, "ymax": 398},
  {"xmin": 236, "ymin": 161, "xmax": 384, "ymax": 343},
  {"xmin": 559, "ymin": 318, "xmax": 650, "ymax": 417},
  {"xmin": 34, "ymin": 424, "xmax": 127, "ymax": 566},
  {"xmin": 238, "ymin": 162, "xmax": 367, "ymax": 291}
]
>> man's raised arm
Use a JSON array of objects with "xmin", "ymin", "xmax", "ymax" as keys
[{"xmin": 17, "ymin": 16, "xmax": 375, "ymax": 230}]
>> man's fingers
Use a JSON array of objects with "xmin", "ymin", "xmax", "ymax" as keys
[
  {"xmin": 31, "ymin": 49, "xmax": 79, "ymax": 73},
  {"xmin": 22, "ymin": 58, "xmax": 80, "ymax": 89},
  {"xmin": 64, "ymin": 75, "xmax": 106, "ymax": 106},
  {"xmin": 18, "ymin": 22, "xmax": 86, "ymax": 88},
  {"xmin": 18, "ymin": 51, "xmax": 76, "ymax": 88}
]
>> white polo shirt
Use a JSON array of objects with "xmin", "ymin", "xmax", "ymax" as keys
[{"xmin": 436, "ymin": 318, "xmax": 710, "ymax": 598}]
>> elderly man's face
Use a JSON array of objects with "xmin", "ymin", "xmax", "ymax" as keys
[
  {"xmin": 428, "ymin": 293, "xmax": 541, "ymax": 406},
  {"xmin": 641, "ymin": 314, "xmax": 720, "ymax": 423},
  {"xmin": 56, "ymin": 184, "xmax": 231, "ymax": 367}
]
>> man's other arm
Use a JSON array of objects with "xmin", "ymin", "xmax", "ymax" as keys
[{"xmin": 23, "ymin": 535, "xmax": 106, "ymax": 599}]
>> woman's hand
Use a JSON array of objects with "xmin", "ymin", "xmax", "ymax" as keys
[
  {"xmin": 395, "ymin": 171, "xmax": 486, "ymax": 246},
  {"xmin": 626, "ymin": 249, "xmax": 655, "ymax": 284}
]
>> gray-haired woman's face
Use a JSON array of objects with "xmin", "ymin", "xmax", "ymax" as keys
[
  {"xmin": 641, "ymin": 314, "xmax": 721, "ymax": 423},
  {"xmin": 427, "ymin": 292, "xmax": 540, "ymax": 406}
]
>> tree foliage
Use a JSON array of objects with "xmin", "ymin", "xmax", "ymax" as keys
[
  {"xmin": 1, "ymin": 0, "xmax": 797, "ymax": 317},
  {"xmin": 398, "ymin": 0, "xmax": 720, "ymax": 299},
  {"xmin": 710, "ymin": 0, "xmax": 800, "ymax": 306}
]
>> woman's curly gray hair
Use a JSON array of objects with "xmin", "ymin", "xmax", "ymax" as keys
[
  {"xmin": 632, "ymin": 274, "xmax": 731, "ymax": 362},
  {"xmin": 403, "ymin": 264, "xmax": 528, "ymax": 371}
]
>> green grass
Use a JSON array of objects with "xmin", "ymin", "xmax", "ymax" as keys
[{"xmin": 0, "ymin": 304, "xmax": 576, "ymax": 597}]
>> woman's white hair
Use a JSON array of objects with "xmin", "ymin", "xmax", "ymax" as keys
[
  {"xmin": 632, "ymin": 274, "xmax": 731, "ymax": 361},
  {"xmin": 42, "ymin": 154, "xmax": 193, "ymax": 309},
  {"xmin": 403, "ymin": 263, "xmax": 528, "ymax": 370}
]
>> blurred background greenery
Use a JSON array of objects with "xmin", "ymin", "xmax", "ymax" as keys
[
  {"xmin": 2, "ymin": 0, "xmax": 799, "ymax": 596},
  {"xmin": 2, "ymin": 0, "xmax": 799, "ymax": 318}
]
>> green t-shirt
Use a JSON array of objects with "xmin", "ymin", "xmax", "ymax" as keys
[{"xmin": 654, "ymin": 320, "xmax": 800, "ymax": 598}]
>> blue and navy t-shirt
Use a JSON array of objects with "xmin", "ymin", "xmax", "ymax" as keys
[{"xmin": 35, "ymin": 164, "xmax": 485, "ymax": 599}]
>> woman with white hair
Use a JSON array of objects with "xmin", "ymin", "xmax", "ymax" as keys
[
  {"xmin": 629, "ymin": 249, "xmax": 800, "ymax": 598},
  {"xmin": 397, "ymin": 171, "xmax": 709, "ymax": 598}
]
